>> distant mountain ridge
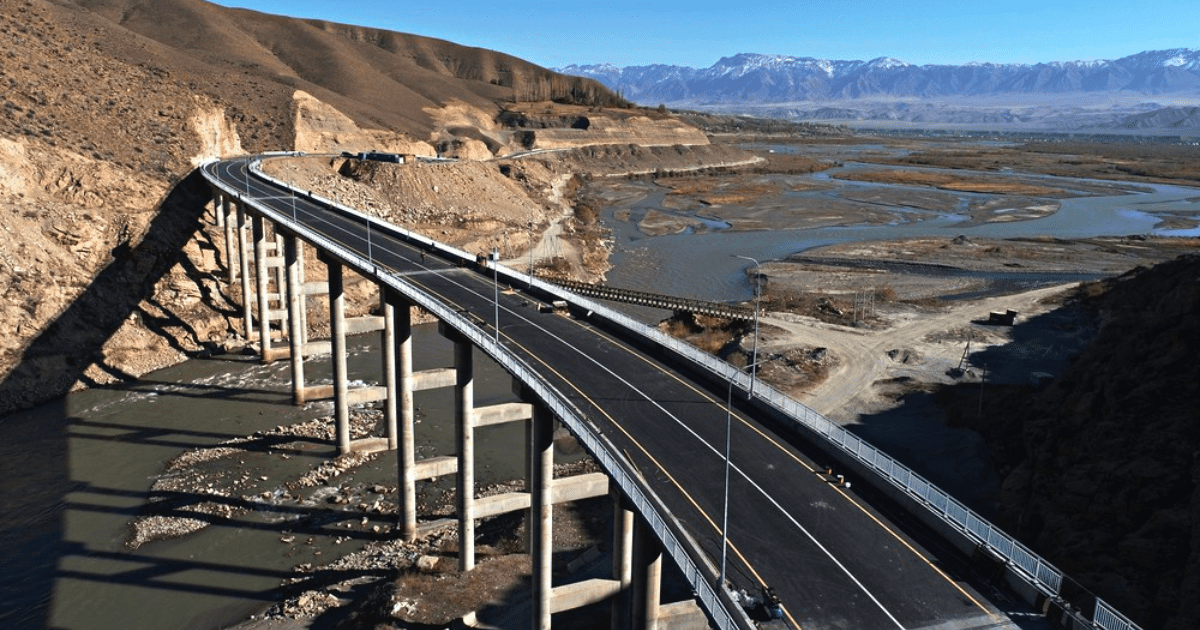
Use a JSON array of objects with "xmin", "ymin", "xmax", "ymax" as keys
[{"xmin": 559, "ymin": 49, "xmax": 1200, "ymax": 105}]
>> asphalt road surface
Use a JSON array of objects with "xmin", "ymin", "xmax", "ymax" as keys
[{"xmin": 205, "ymin": 159, "xmax": 1017, "ymax": 630}]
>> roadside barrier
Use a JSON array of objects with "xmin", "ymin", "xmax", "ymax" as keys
[{"xmin": 238, "ymin": 157, "xmax": 1142, "ymax": 630}]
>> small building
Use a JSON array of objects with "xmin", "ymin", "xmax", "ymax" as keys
[{"xmin": 988, "ymin": 309, "xmax": 1018, "ymax": 326}]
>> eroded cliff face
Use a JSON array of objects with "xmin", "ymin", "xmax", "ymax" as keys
[
  {"xmin": 999, "ymin": 256, "xmax": 1200, "ymax": 630},
  {"xmin": 292, "ymin": 90, "xmax": 436, "ymax": 157}
]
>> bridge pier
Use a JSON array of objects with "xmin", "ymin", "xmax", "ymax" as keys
[
  {"xmin": 252, "ymin": 214, "xmax": 275, "ymax": 358},
  {"xmin": 631, "ymin": 519, "xmax": 664, "ymax": 630},
  {"xmin": 235, "ymin": 201, "xmax": 254, "ymax": 339},
  {"xmin": 283, "ymin": 233, "xmax": 306, "ymax": 404},
  {"xmin": 612, "ymin": 484, "xmax": 635, "ymax": 630},
  {"xmin": 449, "ymin": 327, "xmax": 476, "ymax": 571},
  {"xmin": 387, "ymin": 290, "xmax": 419, "ymax": 540},
  {"xmin": 531, "ymin": 404, "xmax": 553, "ymax": 630},
  {"xmin": 323, "ymin": 255, "xmax": 352, "ymax": 454}
]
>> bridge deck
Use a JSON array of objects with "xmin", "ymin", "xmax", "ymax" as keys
[{"xmin": 207, "ymin": 160, "xmax": 1015, "ymax": 630}]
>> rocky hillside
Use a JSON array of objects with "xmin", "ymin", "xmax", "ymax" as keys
[
  {"xmin": 969, "ymin": 256, "xmax": 1200, "ymax": 630},
  {"xmin": 0, "ymin": 0, "xmax": 703, "ymax": 414}
]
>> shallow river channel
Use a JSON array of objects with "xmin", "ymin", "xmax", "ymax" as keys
[{"xmin": 3, "ymin": 167, "xmax": 1198, "ymax": 629}]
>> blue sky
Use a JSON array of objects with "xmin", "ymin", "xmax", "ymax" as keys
[{"xmin": 210, "ymin": 0, "xmax": 1198, "ymax": 69}]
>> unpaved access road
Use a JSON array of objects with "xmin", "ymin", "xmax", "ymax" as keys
[{"xmin": 758, "ymin": 283, "xmax": 1078, "ymax": 423}]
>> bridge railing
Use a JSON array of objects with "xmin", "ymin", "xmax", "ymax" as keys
[
  {"xmin": 486, "ymin": 241, "xmax": 1131, "ymax": 630},
  {"xmin": 239, "ymin": 158, "xmax": 1140, "ymax": 630},
  {"xmin": 208, "ymin": 159, "xmax": 756, "ymax": 630}
]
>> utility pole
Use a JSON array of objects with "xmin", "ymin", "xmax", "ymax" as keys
[
  {"xmin": 492, "ymin": 247, "xmax": 500, "ymax": 342},
  {"xmin": 733, "ymin": 255, "xmax": 763, "ymax": 398}
]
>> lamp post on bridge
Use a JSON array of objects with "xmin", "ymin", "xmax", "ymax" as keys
[
  {"xmin": 491, "ymin": 247, "xmax": 500, "ymax": 342},
  {"xmin": 733, "ymin": 255, "xmax": 763, "ymax": 398},
  {"xmin": 720, "ymin": 355, "xmax": 779, "ymax": 591}
]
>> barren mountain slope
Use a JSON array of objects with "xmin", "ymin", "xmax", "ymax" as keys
[
  {"xmin": 0, "ymin": 0, "xmax": 643, "ymax": 413},
  {"xmin": 62, "ymin": 0, "xmax": 623, "ymax": 139}
]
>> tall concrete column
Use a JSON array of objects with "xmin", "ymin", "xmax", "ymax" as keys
[
  {"xmin": 326, "ymin": 258, "xmax": 350, "ymax": 454},
  {"xmin": 222, "ymin": 195, "xmax": 237, "ymax": 286},
  {"xmin": 521, "ymin": 391, "xmax": 534, "ymax": 553},
  {"xmin": 236, "ymin": 202, "xmax": 253, "ymax": 339},
  {"xmin": 298, "ymin": 242, "xmax": 308, "ymax": 347},
  {"xmin": 389, "ymin": 292, "xmax": 417, "ymax": 540},
  {"xmin": 285, "ymin": 234, "xmax": 306, "ymax": 404},
  {"xmin": 611, "ymin": 484, "xmax": 635, "ymax": 630},
  {"xmin": 382, "ymin": 294, "xmax": 399, "ymax": 450},
  {"xmin": 273, "ymin": 231, "xmax": 287, "ymax": 314},
  {"xmin": 454, "ymin": 338, "xmax": 475, "ymax": 571},
  {"xmin": 530, "ymin": 405, "xmax": 554, "ymax": 630},
  {"xmin": 253, "ymin": 214, "xmax": 273, "ymax": 358},
  {"xmin": 214, "ymin": 192, "xmax": 225, "ymax": 228},
  {"xmin": 631, "ymin": 519, "xmax": 663, "ymax": 630}
]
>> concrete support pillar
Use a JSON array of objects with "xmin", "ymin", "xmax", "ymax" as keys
[
  {"xmin": 237, "ymin": 202, "xmax": 253, "ymax": 339},
  {"xmin": 389, "ymin": 292, "xmax": 417, "ymax": 540},
  {"xmin": 631, "ymin": 519, "xmax": 663, "ymax": 630},
  {"xmin": 214, "ymin": 192, "xmax": 225, "ymax": 228},
  {"xmin": 530, "ymin": 405, "xmax": 554, "ymax": 630},
  {"xmin": 222, "ymin": 195, "xmax": 237, "ymax": 287},
  {"xmin": 252, "ymin": 214, "xmax": 272, "ymax": 358},
  {"xmin": 273, "ymin": 231, "xmax": 287, "ymax": 313},
  {"xmin": 298, "ymin": 243, "xmax": 308, "ymax": 347},
  {"xmin": 454, "ymin": 339, "xmax": 475, "ymax": 571},
  {"xmin": 382, "ymin": 294, "xmax": 399, "ymax": 451},
  {"xmin": 524, "ymin": 395, "xmax": 534, "ymax": 553},
  {"xmin": 327, "ymin": 258, "xmax": 350, "ymax": 454},
  {"xmin": 611, "ymin": 484, "xmax": 635, "ymax": 630},
  {"xmin": 285, "ymin": 234, "xmax": 306, "ymax": 405}
]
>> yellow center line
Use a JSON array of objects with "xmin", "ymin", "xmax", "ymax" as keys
[
  {"xmin": 564, "ymin": 318, "xmax": 999, "ymax": 621},
  {"xmin": 400, "ymin": 273, "xmax": 800, "ymax": 626}
]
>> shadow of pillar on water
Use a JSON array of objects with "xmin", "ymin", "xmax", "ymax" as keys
[{"xmin": 0, "ymin": 169, "xmax": 212, "ymax": 630}]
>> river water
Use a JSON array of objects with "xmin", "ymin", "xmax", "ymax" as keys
[
  {"xmin": 1, "ymin": 329, "xmax": 528, "ymax": 630},
  {"xmin": 3, "ymin": 165, "xmax": 1197, "ymax": 629},
  {"xmin": 606, "ymin": 163, "xmax": 1200, "ymax": 305}
]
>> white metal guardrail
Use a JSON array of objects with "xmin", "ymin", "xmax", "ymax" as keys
[
  {"xmin": 235, "ymin": 156, "xmax": 1142, "ymax": 630},
  {"xmin": 206, "ymin": 159, "xmax": 756, "ymax": 630}
]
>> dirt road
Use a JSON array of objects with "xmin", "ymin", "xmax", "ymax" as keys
[{"xmin": 759, "ymin": 283, "xmax": 1078, "ymax": 422}]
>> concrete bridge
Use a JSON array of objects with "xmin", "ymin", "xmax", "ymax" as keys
[{"xmin": 200, "ymin": 155, "xmax": 1144, "ymax": 630}]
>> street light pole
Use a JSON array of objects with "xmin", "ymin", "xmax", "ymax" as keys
[
  {"xmin": 733, "ymin": 255, "xmax": 763, "ymax": 398},
  {"xmin": 720, "ymin": 355, "xmax": 776, "ymax": 590},
  {"xmin": 492, "ymin": 247, "xmax": 500, "ymax": 342}
]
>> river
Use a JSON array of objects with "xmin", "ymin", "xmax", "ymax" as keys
[
  {"xmin": 606, "ymin": 163, "xmax": 1200, "ymax": 305},
  {"xmin": 1, "ymin": 329, "xmax": 528, "ymax": 630},
  {"xmin": 2, "ymin": 165, "xmax": 1197, "ymax": 629}
]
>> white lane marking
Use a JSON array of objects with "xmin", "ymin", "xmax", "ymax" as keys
[
  {"xmin": 391, "ymin": 253, "xmax": 908, "ymax": 630},
  {"xmin": 233, "ymin": 168, "xmax": 907, "ymax": 627}
]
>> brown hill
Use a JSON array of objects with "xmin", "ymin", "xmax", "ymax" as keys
[
  {"xmin": 63, "ymin": 0, "xmax": 624, "ymax": 142},
  {"xmin": 0, "ymin": 0, "xmax": 680, "ymax": 413}
]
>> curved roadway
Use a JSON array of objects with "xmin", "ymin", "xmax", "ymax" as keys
[{"xmin": 205, "ymin": 158, "xmax": 1014, "ymax": 630}]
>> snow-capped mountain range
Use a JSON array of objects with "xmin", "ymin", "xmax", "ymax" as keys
[
  {"xmin": 559, "ymin": 50, "xmax": 1200, "ymax": 104},
  {"xmin": 557, "ymin": 50, "xmax": 1200, "ymax": 131}
]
